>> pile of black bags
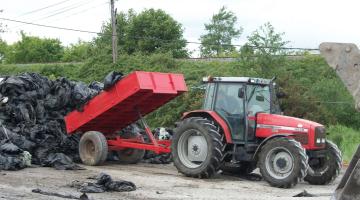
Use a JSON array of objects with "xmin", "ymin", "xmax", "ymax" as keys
[{"xmin": 0, "ymin": 72, "xmax": 124, "ymax": 170}]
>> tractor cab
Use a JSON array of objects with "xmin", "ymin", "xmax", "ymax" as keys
[{"xmin": 202, "ymin": 76, "xmax": 281, "ymax": 142}]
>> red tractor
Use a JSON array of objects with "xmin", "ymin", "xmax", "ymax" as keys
[{"xmin": 171, "ymin": 76, "xmax": 342, "ymax": 188}]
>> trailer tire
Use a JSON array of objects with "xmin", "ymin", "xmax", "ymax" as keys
[
  {"xmin": 116, "ymin": 148, "xmax": 145, "ymax": 164},
  {"xmin": 79, "ymin": 131, "xmax": 108, "ymax": 166},
  {"xmin": 258, "ymin": 137, "xmax": 308, "ymax": 188},
  {"xmin": 305, "ymin": 140, "xmax": 342, "ymax": 185},
  {"xmin": 172, "ymin": 117, "xmax": 224, "ymax": 179}
]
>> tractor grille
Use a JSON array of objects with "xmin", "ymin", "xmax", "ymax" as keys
[
  {"xmin": 315, "ymin": 126, "xmax": 326, "ymax": 147},
  {"xmin": 293, "ymin": 134, "xmax": 308, "ymax": 144}
]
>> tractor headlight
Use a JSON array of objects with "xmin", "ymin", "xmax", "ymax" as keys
[{"xmin": 315, "ymin": 126, "xmax": 326, "ymax": 146}]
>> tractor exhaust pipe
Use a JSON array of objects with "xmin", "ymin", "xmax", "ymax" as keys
[{"xmin": 332, "ymin": 145, "xmax": 360, "ymax": 200}]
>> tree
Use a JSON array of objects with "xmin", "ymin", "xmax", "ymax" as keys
[
  {"xmin": 93, "ymin": 9, "xmax": 188, "ymax": 59},
  {"xmin": 0, "ymin": 10, "xmax": 7, "ymax": 63},
  {"xmin": 243, "ymin": 22, "xmax": 289, "ymax": 73},
  {"xmin": 6, "ymin": 32, "xmax": 64, "ymax": 63},
  {"xmin": 0, "ymin": 39, "xmax": 7, "ymax": 63},
  {"xmin": 200, "ymin": 6, "xmax": 243, "ymax": 57},
  {"xmin": 62, "ymin": 40, "xmax": 91, "ymax": 62}
]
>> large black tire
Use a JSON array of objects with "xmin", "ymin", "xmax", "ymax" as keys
[
  {"xmin": 116, "ymin": 148, "xmax": 145, "ymax": 164},
  {"xmin": 305, "ymin": 140, "xmax": 342, "ymax": 185},
  {"xmin": 258, "ymin": 137, "xmax": 309, "ymax": 188},
  {"xmin": 79, "ymin": 131, "xmax": 108, "ymax": 166},
  {"xmin": 171, "ymin": 117, "xmax": 225, "ymax": 178},
  {"xmin": 116, "ymin": 132, "xmax": 145, "ymax": 164}
]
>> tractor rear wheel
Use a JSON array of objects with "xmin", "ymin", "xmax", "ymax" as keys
[
  {"xmin": 171, "ymin": 117, "xmax": 224, "ymax": 178},
  {"xmin": 79, "ymin": 131, "xmax": 108, "ymax": 166},
  {"xmin": 258, "ymin": 137, "xmax": 309, "ymax": 188},
  {"xmin": 305, "ymin": 140, "xmax": 342, "ymax": 185}
]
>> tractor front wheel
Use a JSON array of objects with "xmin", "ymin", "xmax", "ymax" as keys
[
  {"xmin": 258, "ymin": 137, "xmax": 309, "ymax": 188},
  {"xmin": 171, "ymin": 117, "xmax": 224, "ymax": 178},
  {"xmin": 305, "ymin": 140, "xmax": 342, "ymax": 185}
]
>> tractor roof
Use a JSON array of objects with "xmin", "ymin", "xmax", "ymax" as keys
[{"xmin": 202, "ymin": 76, "xmax": 271, "ymax": 85}]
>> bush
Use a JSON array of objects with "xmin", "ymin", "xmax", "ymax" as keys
[
  {"xmin": 327, "ymin": 125, "xmax": 360, "ymax": 162},
  {"xmin": 1, "ymin": 53, "xmax": 360, "ymax": 161}
]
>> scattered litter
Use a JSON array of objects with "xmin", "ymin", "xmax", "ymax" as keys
[
  {"xmin": 42, "ymin": 153, "xmax": 84, "ymax": 170},
  {"xmin": 293, "ymin": 190, "xmax": 317, "ymax": 197},
  {"xmin": 0, "ymin": 140, "xmax": 31, "ymax": 170},
  {"xmin": 142, "ymin": 151, "xmax": 172, "ymax": 164},
  {"xmin": 141, "ymin": 127, "xmax": 173, "ymax": 164},
  {"xmin": 32, "ymin": 188, "xmax": 88, "ymax": 199},
  {"xmin": 70, "ymin": 173, "xmax": 136, "ymax": 193}
]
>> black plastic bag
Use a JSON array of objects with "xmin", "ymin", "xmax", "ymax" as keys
[
  {"xmin": 42, "ymin": 153, "xmax": 84, "ymax": 170},
  {"xmin": 103, "ymin": 71, "xmax": 123, "ymax": 91}
]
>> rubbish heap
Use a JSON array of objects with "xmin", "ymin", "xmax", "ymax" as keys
[
  {"xmin": 70, "ymin": 173, "xmax": 136, "ymax": 193},
  {"xmin": 0, "ymin": 72, "xmax": 119, "ymax": 170}
]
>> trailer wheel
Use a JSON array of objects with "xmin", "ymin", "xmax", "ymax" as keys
[
  {"xmin": 258, "ymin": 137, "xmax": 309, "ymax": 188},
  {"xmin": 116, "ymin": 148, "xmax": 145, "ymax": 164},
  {"xmin": 171, "ymin": 117, "xmax": 224, "ymax": 178},
  {"xmin": 79, "ymin": 131, "xmax": 108, "ymax": 166},
  {"xmin": 305, "ymin": 140, "xmax": 342, "ymax": 185}
]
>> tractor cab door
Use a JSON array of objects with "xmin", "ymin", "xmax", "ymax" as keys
[
  {"xmin": 246, "ymin": 85, "xmax": 272, "ymax": 140},
  {"xmin": 213, "ymin": 83, "xmax": 246, "ymax": 141}
]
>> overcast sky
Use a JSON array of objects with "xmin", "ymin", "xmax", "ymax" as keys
[{"xmin": 1, "ymin": 0, "xmax": 359, "ymax": 57}]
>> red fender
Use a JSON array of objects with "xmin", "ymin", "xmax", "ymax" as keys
[{"xmin": 182, "ymin": 110, "xmax": 233, "ymax": 143}]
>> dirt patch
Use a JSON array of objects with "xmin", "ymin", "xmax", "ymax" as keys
[{"xmin": 0, "ymin": 163, "xmax": 340, "ymax": 200}]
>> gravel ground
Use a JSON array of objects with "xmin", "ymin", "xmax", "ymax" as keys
[{"xmin": 0, "ymin": 163, "xmax": 341, "ymax": 200}]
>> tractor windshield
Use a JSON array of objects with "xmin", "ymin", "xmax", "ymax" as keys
[{"xmin": 246, "ymin": 85, "xmax": 271, "ymax": 116}]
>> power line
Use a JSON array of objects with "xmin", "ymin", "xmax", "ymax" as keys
[
  {"xmin": 186, "ymin": 41, "xmax": 319, "ymax": 51},
  {"xmin": 0, "ymin": 17, "xmax": 100, "ymax": 34},
  {"xmin": 0, "ymin": 17, "xmax": 320, "ymax": 51},
  {"xmin": 12, "ymin": 0, "xmax": 94, "ymax": 30},
  {"xmin": 34, "ymin": 0, "xmax": 96, "ymax": 22},
  {"xmin": 48, "ymin": 1, "xmax": 109, "ymax": 23},
  {"xmin": 16, "ymin": 0, "xmax": 72, "ymax": 18}
]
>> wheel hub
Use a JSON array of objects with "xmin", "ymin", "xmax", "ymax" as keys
[
  {"xmin": 192, "ymin": 144, "xmax": 200, "ymax": 155},
  {"xmin": 276, "ymin": 158, "xmax": 287, "ymax": 169},
  {"xmin": 265, "ymin": 148, "xmax": 294, "ymax": 179},
  {"xmin": 177, "ymin": 129, "xmax": 208, "ymax": 168}
]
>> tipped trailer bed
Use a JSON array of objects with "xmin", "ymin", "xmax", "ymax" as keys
[{"xmin": 64, "ymin": 71, "xmax": 187, "ymax": 165}]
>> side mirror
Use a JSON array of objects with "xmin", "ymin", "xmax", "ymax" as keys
[
  {"xmin": 238, "ymin": 88, "xmax": 245, "ymax": 98},
  {"xmin": 276, "ymin": 91, "xmax": 286, "ymax": 99},
  {"xmin": 256, "ymin": 95, "xmax": 264, "ymax": 102}
]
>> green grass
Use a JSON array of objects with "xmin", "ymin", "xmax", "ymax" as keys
[{"xmin": 327, "ymin": 124, "xmax": 360, "ymax": 162}]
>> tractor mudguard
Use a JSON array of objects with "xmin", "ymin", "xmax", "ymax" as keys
[
  {"xmin": 182, "ymin": 110, "xmax": 233, "ymax": 143},
  {"xmin": 252, "ymin": 133, "xmax": 293, "ymax": 160},
  {"xmin": 332, "ymin": 145, "xmax": 360, "ymax": 200}
]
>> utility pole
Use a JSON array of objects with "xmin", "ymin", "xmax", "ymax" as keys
[{"xmin": 110, "ymin": 0, "xmax": 118, "ymax": 63}]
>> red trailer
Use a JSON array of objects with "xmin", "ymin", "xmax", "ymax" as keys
[{"xmin": 65, "ymin": 71, "xmax": 187, "ymax": 165}]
